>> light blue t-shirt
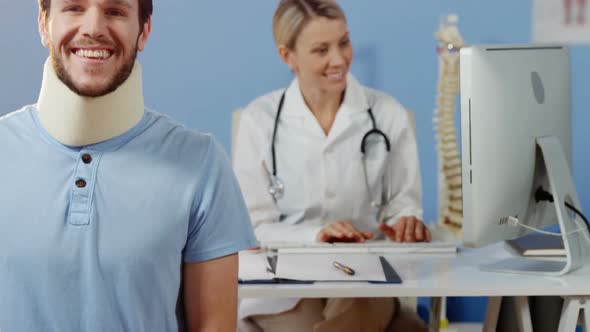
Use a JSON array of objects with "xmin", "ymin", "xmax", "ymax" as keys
[{"xmin": 0, "ymin": 106, "xmax": 257, "ymax": 331}]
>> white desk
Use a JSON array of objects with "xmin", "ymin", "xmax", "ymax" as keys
[{"xmin": 239, "ymin": 243, "xmax": 590, "ymax": 331}]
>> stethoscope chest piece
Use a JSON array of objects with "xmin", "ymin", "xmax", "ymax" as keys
[{"xmin": 269, "ymin": 175, "xmax": 285, "ymax": 200}]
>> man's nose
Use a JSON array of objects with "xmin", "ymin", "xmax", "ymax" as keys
[{"xmin": 79, "ymin": 8, "xmax": 108, "ymax": 40}]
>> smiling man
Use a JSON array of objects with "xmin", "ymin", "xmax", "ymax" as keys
[{"xmin": 0, "ymin": 0, "xmax": 256, "ymax": 331}]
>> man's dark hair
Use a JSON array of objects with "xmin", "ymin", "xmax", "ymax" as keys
[{"xmin": 39, "ymin": 0, "xmax": 153, "ymax": 27}]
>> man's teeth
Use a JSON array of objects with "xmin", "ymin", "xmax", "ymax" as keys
[
  {"xmin": 326, "ymin": 72, "xmax": 343, "ymax": 79},
  {"xmin": 75, "ymin": 49, "xmax": 112, "ymax": 59}
]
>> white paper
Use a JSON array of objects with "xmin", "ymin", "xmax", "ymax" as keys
[
  {"xmin": 533, "ymin": 0, "xmax": 590, "ymax": 44},
  {"xmin": 238, "ymin": 251, "xmax": 274, "ymax": 281},
  {"xmin": 274, "ymin": 254, "xmax": 387, "ymax": 282}
]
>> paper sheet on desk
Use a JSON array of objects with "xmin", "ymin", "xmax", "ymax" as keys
[
  {"xmin": 238, "ymin": 251, "xmax": 274, "ymax": 281},
  {"xmin": 274, "ymin": 254, "xmax": 386, "ymax": 282}
]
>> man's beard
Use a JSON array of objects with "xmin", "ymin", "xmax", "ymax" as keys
[{"xmin": 50, "ymin": 42, "xmax": 138, "ymax": 98}]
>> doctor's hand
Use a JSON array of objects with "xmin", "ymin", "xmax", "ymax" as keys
[
  {"xmin": 316, "ymin": 221, "xmax": 374, "ymax": 243},
  {"xmin": 379, "ymin": 216, "xmax": 432, "ymax": 243}
]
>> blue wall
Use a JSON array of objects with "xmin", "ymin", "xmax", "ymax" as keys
[{"xmin": 1, "ymin": 0, "xmax": 586, "ymax": 322}]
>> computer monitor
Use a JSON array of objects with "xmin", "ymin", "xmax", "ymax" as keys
[{"xmin": 459, "ymin": 45, "xmax": 590, "ymax": 275}]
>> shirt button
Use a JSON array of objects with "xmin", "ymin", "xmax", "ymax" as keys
[
  {"xmin": 81, "ymin": 153, "xmax": 92, "ymax": 164},
  {"xmin": 75, "ymin": 179, "xmax": 87, "ymax": 188}
]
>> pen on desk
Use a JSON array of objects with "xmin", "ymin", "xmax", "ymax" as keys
[{"xmin": 333, "ymin": 261, "xmax": 355, "ymax": 276}]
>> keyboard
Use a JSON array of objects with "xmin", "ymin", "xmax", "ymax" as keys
[{"xmin": 261, "ymin": 240, "xmax": 458, "ymax": 254}]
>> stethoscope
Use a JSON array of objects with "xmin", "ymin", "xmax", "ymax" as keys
[{"xmin": 269, "ymin": 90, "xmax": 392, "ymax": 209}]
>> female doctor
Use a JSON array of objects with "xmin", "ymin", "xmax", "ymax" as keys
[{"xmin": 234, "ymin": 0, "xmax": 429, "ymax": 331}]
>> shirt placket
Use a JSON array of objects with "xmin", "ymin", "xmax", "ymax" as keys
[
  {"xmin": 68, "ymin": 150, "xmax": 102, "ymax": 226},
  {"xmin": 321, "ymin": 143, "xmax": 336, "ymax": 222}
]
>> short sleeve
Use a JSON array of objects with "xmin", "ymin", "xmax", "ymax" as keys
[{"xmin": 183, "ymin": 138, "xmax": 257, "ymax": 262}]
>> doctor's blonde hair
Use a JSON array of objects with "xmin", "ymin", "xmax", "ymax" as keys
[{"xmin": 273, "ymin": 0, "xmax": 347, "ymax": 50}]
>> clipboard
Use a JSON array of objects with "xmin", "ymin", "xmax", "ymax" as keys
[
  {"xmin": 369, "ymin": 256, "xmax": 402, "ymax": 284},
  {"xmin": 239, "ymin": 253, "xmax": 402, "ymax": 284},
  {"xmin": 239, "ymin": 255, "xmax": 314, "ymax": 284}
]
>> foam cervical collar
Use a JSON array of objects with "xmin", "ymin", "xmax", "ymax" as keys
[{"xmin": 36, "ymin": 58, "xmax": 145, "ymax": 146}]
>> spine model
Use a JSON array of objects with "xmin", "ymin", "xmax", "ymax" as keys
[{"xmin": 434, "ymin": 15, "xmax": 464, "ymax": 235}]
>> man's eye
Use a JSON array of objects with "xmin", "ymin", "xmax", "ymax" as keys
[
  {"xmin": 314, "ymin": 48, "xmax": 328, "ymax": 55},
  {"xmin": 340, "ymin": 39, "xmax": 350, "ymax": 47},
  {"xmin": 106, "ymin": 9, "xmax": 126, "ymax": 16},
  {"xmin": 64, "ymin": 6, "xmax": 84, "ymax": 12}
]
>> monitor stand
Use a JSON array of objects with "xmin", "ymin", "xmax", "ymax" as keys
[{"xmin": 482, "ymin": 136, "xmax": 590, "ymax": 276}]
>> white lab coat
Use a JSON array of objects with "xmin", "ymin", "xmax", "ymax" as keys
[{"xmin": 234, "ymin": 75, "xmax": 423, "ymax": 323}]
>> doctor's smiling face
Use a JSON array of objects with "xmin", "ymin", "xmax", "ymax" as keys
[
  {"xmin": 38, "ymin": 0, "xmax": 151, "ymax": 97},
  {"xmin": 280, "ymin": 17, "xmax": 353, "ymax": 96}
]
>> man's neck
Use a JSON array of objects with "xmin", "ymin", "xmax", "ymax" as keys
[{"xmin": 36, "ymin": 58, "xmax": 145, "ymax": 147}]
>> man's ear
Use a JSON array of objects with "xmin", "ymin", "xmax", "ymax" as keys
[
  {"xmin": 38, "ymin": 11, "xmax": 50, "ymax": 48},
  {"xmin": 277, "ymin": 45, "xmax": 297, "ymax": 73},
  {"xmin": 137, "ymin": 17, "xmax": 152, "ymax": 52}
]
